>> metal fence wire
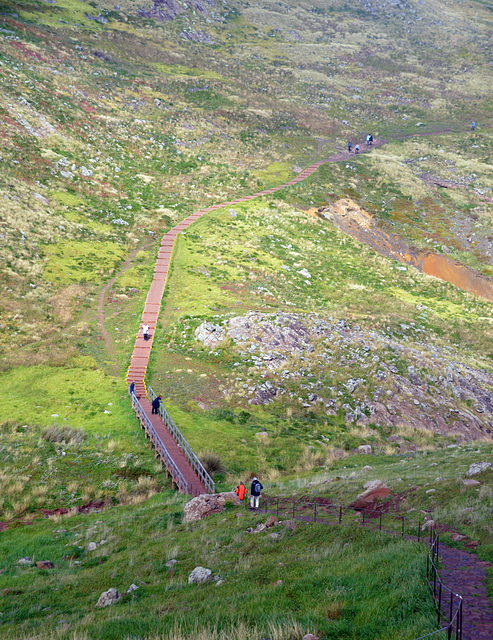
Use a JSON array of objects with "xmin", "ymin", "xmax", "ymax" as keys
[{"xmin": 254, "ymin": 496, "xmax": 463, "ymax": 640}]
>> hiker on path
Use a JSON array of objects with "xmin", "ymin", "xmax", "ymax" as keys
[
  {"xmin": 471, "ymin": 122, "xmax": 475, "ymax": 131},
  {"xmin": 151, "ymin": 395, "xmax": 161, "ymax": 414},
  {"xmin": 369, "ymin": 134, "xmax": 373, "ymax": 146},
  {"xmin": 366, "ymin": 134, "xmax": 371, "ymax": 147},
  {"xmin": 250, "ymin": 477, "xmax": 263, "ymax": 510},
  {"xmin": 142, "ymin": 324, "xmax": 150, "ymax": 341},
  {"xmin": 347, "ymin": 141, "xmax": 352, "ymax": 153},
  {"xmin": 129, "ymin": 381, "xmax": 135, "ymax": 395},
  {"xmin": 355, "ymin": 144, "xmax": 360, "ymax": 154},
  {"xmin": 235, "ymin": 481, "xmax": 248, "ymax": 503}
]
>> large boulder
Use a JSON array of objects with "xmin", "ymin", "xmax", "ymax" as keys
[
  {"xmin": 95, "ymin": 588, "xmax": 121, "ymax": 608},
  {"xmin": 466, "ymin": 462, "xmax": 492, "ymax": 477},
  {"xmin": 183, "ymin": 492, "xmax": 240, "ymax": 523},
  {"xmin": 349, "ymin": 479, "xmax": 391, "ymax": 509},
  {"xmin": 188, "ymin": 567, "xmax": 212, "ymax": 584}
]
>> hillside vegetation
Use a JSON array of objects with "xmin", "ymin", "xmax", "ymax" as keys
[{"xmin": 0, "ymin": 0, "xmax": 492, "ymax": 637}]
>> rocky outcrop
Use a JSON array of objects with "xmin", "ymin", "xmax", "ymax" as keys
[
  {"xmin": 183, "ymin": 492, "xmax": 240, "ymax": 522},
  {"xmin": 95, "ymin": 588, "xmax": 121, "ymax": 607},
  {"xmin": 188, "ymin": 566, "xmax": 212, "ymax": 584},
  {"xmin": 349, "ymin": 480, "xmax": 391, "ymax": 509},
  {"xmin": 466, "ymin": 461, "xmax": 492, "ymax": 476}
]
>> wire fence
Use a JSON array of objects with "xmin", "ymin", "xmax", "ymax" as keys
[{"xmin": 254, "ymin": 496, "xmax": 463, "ymax": 640}]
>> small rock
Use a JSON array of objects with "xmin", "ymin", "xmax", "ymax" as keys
[
  {"xmin": 87, "ymin": 542, "xmax": 97, "ymax": 551},
  {"xmin": 357, "ymin": 445, "xmax": 372, "ymax": 455},
  {"xmin": 18, "ymin": 557, "xmax": 31, "ymax": 565},
  {"xmin": 269, "ymin": 532, "xmax": 280, "ymax": 540},
  {"xmin": 302, "ymin": 635, "xmax": 319, "ymax": 640},
  {"xmin": 188, "ymin": 567, "xmax": 212, "ymax": 584},
  {"xmin": 166, "ymin": 559, "xmax": 177, "ymax": 567},
  {"xmin": 451, "ymin": 533, "xmax": 466, "ymax": 542},
  {"xmin": 215, "ymin": 580, "xmax": 224, "ymax": 586},
  {"xmin": 361, "ymin": 465, "xmax": 372, "ymax": 472},
  {"xmin": 253, "ymin": 523, "xmax": 267, "ymax": 533},
  {"xmin": 95, "ymin": 588, "xmax": 120, "ymax": 607},
  {"xmin": 127, "ymin": 584, "xmax": 139, "ymax": 594},
  {"xmin": 421, "ymin": 520, "xmax": 436, "ymax": 531},
  {"xmin": 466, "ymin": 461, "xmax": 492, "ymax": 477},
  {"xmin": 36, "ymin": 561, "xmax": 53, "ymax": 569},
  {"xmin": 462, "ymin": 479, "xmax": 481, "ymax": 487},
  {"xmin": 425, "ymin": 489, "xmax": 436, "ymax": 494},
  {"xmin": 265, "ymin": 515, "xmax": 279, "ymax": 528}
]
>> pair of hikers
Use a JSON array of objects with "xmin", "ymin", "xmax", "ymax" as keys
[
  {"xmin": 348, "ymin": 141, "xmax": 360, "ymax": 154},
  {"xmin": 236, "ymin": 477, "xmax": 263, "ymax": 510}
]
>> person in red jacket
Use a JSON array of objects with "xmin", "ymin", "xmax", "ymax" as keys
[{"xmin": 235, "ymin": 481, "xmax": 247, "ymax": 503}]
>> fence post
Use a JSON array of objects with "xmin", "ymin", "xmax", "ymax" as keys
[
  {"xmin": 448, "ymin": 593, "xmax": 453, "ymax": 640},
  {"xmin": 339, "ymin": 505, "xmax": 342, "ymax": 524},
  {"xmin": 438, "ymin": 582, "xmax": 442, "ymax": 627}
]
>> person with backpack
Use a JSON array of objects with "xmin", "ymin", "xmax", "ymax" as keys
[
  {"xmin": 471, "ymin": 122, "xmax": 475, "ymax": 131},
  {"xmin": 355, "ymin": 144, "xmax": 360, "ymax": 154},
  {"xmin": 250, "ymin": 477, "xmax": 263, "ymax": 510},
  {"xmin": 151, "ymin": 395, "xmax": 161, "ymax": 414},
  {"xmin": 347, "ymin": 141, "xmax": 352, "ymax": 153},
  {"xmin": 235, "ymin": 481, "xmax": 247, "ymax": 503},
  {"xmin": 369, "ymin": 134, "xmax": 373, "ymax": 146},
  {"xmin": 366, "ymin": 134, "xmax": 371, "ymax": 147},
  {"xmin": 142, "ymin": 324, "xmax": 150, "ymax": 341}
]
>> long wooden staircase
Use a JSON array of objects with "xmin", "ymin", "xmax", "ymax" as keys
[{"xmin": 125, "ymin": 159, "xmax": 333, "ymax": 495}]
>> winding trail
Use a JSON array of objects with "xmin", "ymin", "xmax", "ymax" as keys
[{"xmin": 101, "ymin": 127, "xmax": 491, "ymax": 637}]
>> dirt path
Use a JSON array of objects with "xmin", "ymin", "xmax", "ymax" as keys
[{"xmin": 439, "ymin": 544, "xmax": 493, "ymax": 640}]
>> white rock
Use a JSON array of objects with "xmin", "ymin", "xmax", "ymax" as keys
[
  {"xmin": 18, "ymin": 557, "xmax": 31, "ymax": 565},
  {"xmin": 188, "ymin": 566, "xmax": 212, "ymax": 584},
  {"xmin": 127, "ymin": 584, "xmax": 139, "ymax": 594},
  {"xmin": 357, "ymin": 445, "xmax": 372, "ymax": 455},
  {"xmin": 466, "ymin": 461, "xmax": 492, "ymax": 477},
  {"xmin": 87, "ymin": 542, "xmax": 97, "ymax": 551},
  {"xmin": 95, "ymin": 588, "xmax": 120, "ymax": 607},
  {"xmin": 462, "ymin": 479, "xmax": 481, "ymax": 486}
]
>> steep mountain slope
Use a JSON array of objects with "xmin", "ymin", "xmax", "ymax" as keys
[{"xmin": 0, "ymin": 0, "xmax": 491, "ymax": 488}]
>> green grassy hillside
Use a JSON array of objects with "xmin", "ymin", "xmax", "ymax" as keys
[{"xmin": 0, "ymin": 0, "xmax": 492, "ymax": 636}]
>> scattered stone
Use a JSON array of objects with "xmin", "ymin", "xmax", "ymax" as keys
[
  {"xmin": 36, "ymin": 561, "xmax": 53, "ymax": 569},
  {"xmin": 361, "ymin": 465, "xmax": 373, "ymax": 472},
  {"xmin": 269, "ymin": 532, "xmax": 281, "ymax": 540},
  {"xmin": 349, "ymin": 480, "xmax": 391, "ymax": 509},
  {"xmin": 95, "ymin": 588, "xmax": 120, "ymax": 607},
  {"xmin": 215, "ymin": 580, "xmax": 224, "ymax": 586},
  {"xmin": 165, "ymin": 559, "xmax": 177, "ymax": 567},
  {"xmin": 195, "ymin": 322, "xmax": 226, "ymax": 348},
  {"xmin": 357, "ymin": 445, "xmax": 372, "ymax": 455},
  {"xmin": 465, "ymin": 540, "xmax": 480, "ymax": 549},
  {"xmin": 302, "ymin": 635, "xmax": 320, "ymax": 640},
  {"xmin": 466, "ymin": 461, "xmax": 492, "ymax": 477},
  {"xmin": 462, "ymin": 479, "xmax": 481, "ymax": 486},
  {"xmin": 18, "ymin": 557, "xmax": 31, "ymax": 565},
  {"xmin": 188, "ymin": 567, "xmax": 212, "ymax": 585},
  {"xmin": 253, "ymin": 523, "xmax": 267, "ymax": 533},
  {"xmin": 127, "ymin": 584, "xmax": 139, "ymax": 594},
  {"xmin": 265, "ymin": 515, "xmax": 279, "ymax": 528},
  {"xmin": 451, "ymin": 533, "xmax": 466, "ymax": 542},
  {"xmin": 421, "ymin": 520, "xmax": 436, "ymax": 531},
  {"xmin": 87, "ymin": 542, "xmax": 97, "ymax": 551},
  {"xmin": 425, "ymin": 489, "xmax": 436, "ymax": 494},
  {"xmin": 183, "ymin": 492, "xmax": 240, "ymax": 522}
]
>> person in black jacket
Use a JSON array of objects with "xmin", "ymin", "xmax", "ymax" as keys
[
  {"xmin": 250, "ymin": 477, "xmax": 263, "ymax": 510},
  {"xmin": 151, "ymin": 395, "xmax": 161, "ymax": 414}
]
